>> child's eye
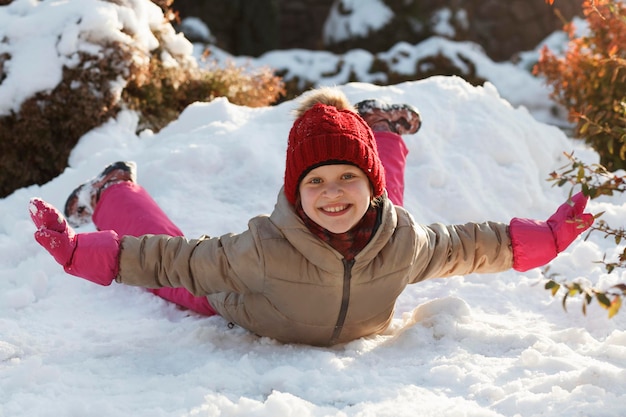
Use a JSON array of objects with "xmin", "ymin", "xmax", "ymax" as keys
[
  {"xmin": 308, "ymin": 178, "xmax": 322, "ymax": 184},
  {"xmin": 342, "ymin": 173, "xmax": 356, "ymax": 180}
]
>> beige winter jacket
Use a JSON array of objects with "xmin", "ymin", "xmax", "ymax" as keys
[{"xmin": 117, "ymin": 190, "xmax": 513, "ymax": 346}]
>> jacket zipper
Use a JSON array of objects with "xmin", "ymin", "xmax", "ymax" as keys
[{"xmin": 329, "ymin": 258, "xmax": 355, "ymax": 345}]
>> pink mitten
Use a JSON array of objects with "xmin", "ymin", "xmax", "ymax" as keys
[
  {"xmin": 510, "ymin": 192, "xmax": 594, "ymax": 272},
  {"xmin": 29, "ymin": 198, "xmax": 120, "ymax": 285}
]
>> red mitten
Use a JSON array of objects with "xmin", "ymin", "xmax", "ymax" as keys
[
  {"xmin": 29, "ymin": 198, "xmax": 120, "ymax": 285},
  {"xmin": 510, "ymin": 192, "xmax": 594, "ymax": 272}
]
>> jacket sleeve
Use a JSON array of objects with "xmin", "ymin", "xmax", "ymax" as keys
[
  {"xmin": 409, "ymin": 221, "xmax": 513, "ymax": 283},
  {"xmin": 115, "ymin": 228, "xmax": 265, "ymax": 296}
]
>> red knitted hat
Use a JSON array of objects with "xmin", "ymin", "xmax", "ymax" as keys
[{"xmin": 284, "ymin": 102, "xmax": 385, "ymax": 205}]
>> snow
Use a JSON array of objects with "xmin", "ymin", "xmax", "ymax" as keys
[
  {"xmin": 1, "ymin": 1, "xmax": 625, "ymax": 416},
  {"xmin": 431, "ymin": 8, "xmax": 457, "ymax": 38},
  {"xmin": 207, "ymin": 35, "xmax": 564, "ymax": 127},
  {"xmin": 323, "ymin": 0, "xmax": 394, "ymax": 44},
  {"xmin": 179, "ymin": 17, "xmax": 216, "ymax": 44}
]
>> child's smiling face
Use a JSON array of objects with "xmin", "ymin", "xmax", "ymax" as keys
[{"xmin": 299, "ymin": 164, "xmax": 372, "ymax": 234}]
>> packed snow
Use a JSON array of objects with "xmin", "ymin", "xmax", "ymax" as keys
[{"xmin": 1, "ymin": 1, "xmax": 625, "ymax": 416}]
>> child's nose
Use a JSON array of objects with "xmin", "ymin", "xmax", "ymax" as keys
[{"xmin": 323, "ymin": 182, "xmax": 343, "ymax": 197}]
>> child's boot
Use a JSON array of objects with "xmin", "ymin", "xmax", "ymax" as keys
[
  {"xmin": 355, "ymin": 99, "xmax": 422, "ymax": 135},
  {"xmin": 64, "ymin": 161, "xmax": 137, "ymax": 228}
]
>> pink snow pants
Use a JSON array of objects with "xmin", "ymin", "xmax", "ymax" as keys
[
  {"xmin": 93, "ymin": 182, "xmax": 218, "ymax": 316},
  {"xmin": 92, "ymin": 131, "xmax": 408, "ymax": 316},
  {"xmin": 374, "ymin": 131, "xmax": 408, "ymax": 206}
]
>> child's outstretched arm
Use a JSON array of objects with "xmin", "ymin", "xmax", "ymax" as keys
[
  {"xmin": 509, "ymin": 192, "xmax": 594, "ymax": 272},
  {"xmin": 29, "ymin": 198, "xmax": 120, "ymax": 285}
]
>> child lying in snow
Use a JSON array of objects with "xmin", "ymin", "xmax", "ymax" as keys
[{"xmin": 29, "ymin": 87, "xmax": 592, "ymax": 346}]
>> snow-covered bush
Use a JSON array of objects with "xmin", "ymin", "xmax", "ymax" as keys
[{"xmin": 0, "ymin": 0, "xmax": 283, "ymax": 197}]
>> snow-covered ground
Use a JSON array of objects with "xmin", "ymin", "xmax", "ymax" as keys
[{"xmin": 1, "ymin": 1, "xmax": 625, "ymax": 416}]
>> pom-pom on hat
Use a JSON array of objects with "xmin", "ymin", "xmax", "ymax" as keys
[{"xmin": 284, "ymin": 88, "xmax": 385, "ymax": 205}]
